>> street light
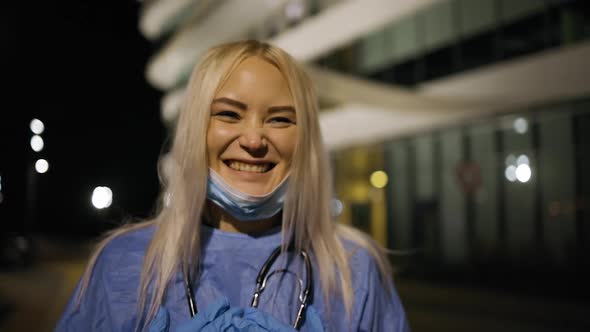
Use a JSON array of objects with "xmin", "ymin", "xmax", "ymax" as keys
[
  {"xmin": 370, "ymin": 170, "xmax": 389, "ymax": 189},
  {"xmin": 30, "ymin": 135, "xmax": 44, "ymax": 152},
  {"xmin": 92, "ymin": 186, "xmax": 113, "ymax": 209},
  {"xmin": 35, "ymin": 159, "xmax": 49, "ymax": 174},
  {"xmin": 30, "ymin": 119, "xmax": 48, "ymax": 173},
  {"xmin": 30, "ymin": 119, "xmax": 45, "ymax": 135},
  {"xmin": 25, "ymin": 119, "xmax": 47, "ymax": 239}
]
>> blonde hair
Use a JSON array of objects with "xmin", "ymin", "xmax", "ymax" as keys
[{"xmin": 77, "ymin": 40, "xmax": 392, "ymax": 330}]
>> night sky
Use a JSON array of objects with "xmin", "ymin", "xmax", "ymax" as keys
[{"xmin": 2, "ymin": 1, "xmax": 166, "ymax": 235}]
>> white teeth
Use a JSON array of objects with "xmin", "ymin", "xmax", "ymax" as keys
[{"xmin": 228, "ymin": 161, "xmax": 270, "ymax": 173}]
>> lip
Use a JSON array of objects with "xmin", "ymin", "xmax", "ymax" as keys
[{"xmin": 223, "ymin": 158, "xmax": 276, "ymax": 165}]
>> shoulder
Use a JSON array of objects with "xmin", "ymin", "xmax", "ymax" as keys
[
  {"xmin": 339, "ymin": 233, "xmax": 410, "ymax": 331},
  {"xmin": 100, "ymin": 224, "xmax": 155, "ymax": 261},
  {"xmin": 93, "ymin": 224, "xmax": 155, "ymax": 286},
  {"xmin": 336, "ymin": 225, "xmax": 388, "ymax": 286},
  {"xmin": 55, "ymin": 225, "xmax": 157, "ymax": 331},
  {"xmin": 341, "ymin": 238, "xmax": 382, "ymax": 292}
]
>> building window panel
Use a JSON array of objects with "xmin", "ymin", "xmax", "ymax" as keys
[
  {"xmin": 424, "ymin": 0, "xmax": 455, "ymax": 51},
  {"xmin": 500, "ymin": 0, "xmax": 546, "ymax": 24},
  {"xmin": 391, "ymin": 15, "xmax": 420, "ymax": 63},
  {"xmin": 459, "ymin": 0, "xmax": 497, "ymax": 39}
]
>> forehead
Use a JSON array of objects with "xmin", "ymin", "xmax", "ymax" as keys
[{"xmin": 214, "ymin": 57, "xmax": 293, "ymax": 102}]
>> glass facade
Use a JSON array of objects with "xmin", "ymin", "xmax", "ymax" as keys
[
  {"xmin": 334, "ymin": 98, "xmax": 590, "ymax": 295},
  {"xmin": 319, "ymin": 0, "xmax": 590, "ymax": 87}
]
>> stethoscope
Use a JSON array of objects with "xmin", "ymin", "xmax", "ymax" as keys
[{"xmin": 183, "ymin": 245, "xmax": 313, "ymax": 330}]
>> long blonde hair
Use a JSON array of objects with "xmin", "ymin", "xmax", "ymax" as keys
[{"xmin": 77, "ymin": 40, "xmax": 392, "ymax": 330}]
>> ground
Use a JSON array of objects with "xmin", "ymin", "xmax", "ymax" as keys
[{"xmin": 1, "ymin": 237, "xmax": 588, "ymax": 332}]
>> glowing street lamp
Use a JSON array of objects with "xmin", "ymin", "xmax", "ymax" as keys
[
  {"xmin": 35, "ymin": 159, "xmax": 49, "ymax": 174},
  {"xmin": 30, "ymin": 119, "xmax": 45, "ymax": 135},
  {"xmin": 30, "ymin": 135, "xmax": 44, "ymax": 152},
  {"xmin": 92, "ymin": 186, "xmax": 113, "ymax": 209}
]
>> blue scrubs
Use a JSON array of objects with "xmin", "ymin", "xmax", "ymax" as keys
[{"xmin": 56, "ymin": 225, "xmax": 409, "ymax": 331}]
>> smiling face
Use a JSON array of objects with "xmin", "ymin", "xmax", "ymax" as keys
[{"xmin": 206, "ymin": 56, "xmax": 297, "ymax": 196}]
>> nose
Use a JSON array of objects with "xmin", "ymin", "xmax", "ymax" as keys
[{"xmin": 238, "ymin": 127, "xmax": 268, "ymax": 157}]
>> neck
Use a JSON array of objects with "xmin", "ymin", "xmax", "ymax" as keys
[{"xmin": 205, "ymin": 200, "xmax": 282, "ymax": 235}]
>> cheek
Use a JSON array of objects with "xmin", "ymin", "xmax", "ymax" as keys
[
  {"xmin": 206, "ymin": 124, "xmax": 233, "ymax": 162},
  {"xmin": 271, "ymin": 130, "xmax": 297, "ymax": 163}
]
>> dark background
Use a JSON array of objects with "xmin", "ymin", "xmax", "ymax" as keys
[{"xmin": 1, "ymin": 0, "xmax": 165, "ymax": 236}]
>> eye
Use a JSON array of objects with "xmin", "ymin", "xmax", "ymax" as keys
[
  {"xmin": 268, "ymin": 117, "xmax": 296, "ymax": 126},
  {"xmin": 214, "ymin": 110, "xmax": 241, "ymax": 120}
]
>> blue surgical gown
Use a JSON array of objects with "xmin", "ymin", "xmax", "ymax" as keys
[{"xmin": 56, "ymin": 225, "xmax": 410, "ymax": 331}]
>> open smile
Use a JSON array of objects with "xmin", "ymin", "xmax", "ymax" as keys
[{"xmin": 223, "ymin": 160, "xmax": 276, "ymax": 173}]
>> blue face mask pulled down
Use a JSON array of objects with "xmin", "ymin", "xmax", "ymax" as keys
[{"xmin": 206, "ymin": 168, "xmax": 289, "ymax": 221}]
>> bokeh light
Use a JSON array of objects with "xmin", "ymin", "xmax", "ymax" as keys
[
  {"xmin": 35, "ymin": 159, "xmax": 49, "ymax": 174},
  {"xmin": 516, "ymin": 164, "xmax": 532, "ymax": 183},
  {"xmin": 370, "ymin": 170, "xmax": 389, "ymax": 188},
  {"xmin": 517, "ymin": 154, "xmax": 530, "ymax": 166},
  {"xmin": 30, "ymin": 119, "xmax": 45, "ymax": 134},
  {"xmin": 505, "ymin": 154, "xmax": 516, "ymax": 166},
  {"xmin": 30, "ymin": 135, "xmax": 44, "ymax": 152},
  {"xmin": 92, "ymin": 186, "xmax": 113, "ymax": 209},
  {"xmin": 513, "ymin": 117, "xmax": 528, "ymax": 134},
  {"xmin": 331, "ymin": 198, "xmax": 343, "ymax": 217},
  {"xmin": 505, "ymin": 165, "xmax": 517, "ymax": 182}
]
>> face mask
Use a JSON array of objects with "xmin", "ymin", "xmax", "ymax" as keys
[{"xmin": 206, "ymin": 168, "xmax": 289, "ymax": 221}]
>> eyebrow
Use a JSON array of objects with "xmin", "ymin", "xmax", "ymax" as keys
[
  {"xmin": 212, "ymin": 97, "xmax": 247, "ymax": 110},
  {"xmin": 212, "ymin": 97, "xmax": 296, "ymax": 114},
  {"xmin": 268, "ymin": 105, "xmax": 296, "ymax": 114}
]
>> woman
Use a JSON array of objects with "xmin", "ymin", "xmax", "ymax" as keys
[{"xmin": 56, "ymin": 40, "xmax": 409, "ymax": 331}]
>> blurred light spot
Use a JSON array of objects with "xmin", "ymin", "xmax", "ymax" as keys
[
  {"xmin": 505, "ymin": 154, "xmax": 516, "ymax": 166},
  {"xmin": 0, "ymin": 192, "xmax": 3, "ymax": 204},
  {"xmin": 30, "ymin": 135, "xmax": 44, "ymax": 152},
  {"xmin": 516, "ymin": 164, "xmax": 532, "ymax": 183},
  {"xmin": 330, "ymin": 198, "xmax": 343, "ymax": 217},
  {"xmin": 30, "ymin": 119, "xmax": 45, "ymax": 134},
  {"xmin": 35, "ymin": 159, "xmax": 49, "ymax": 174},
  {"xmin": 513, "ymin": 117, "xmax": 528, "ymax": 134},
  {"xmin": 370, "ymin": 170, "xmax": 388, "ymax": 188},
  {"xmin": 92, "ymin": 186, "xmax": 113, "ymax": 209},
  {"xmin": 0, "ymin": 175, "xmax": 2, "ymax": 191},
  {"xmin": 516, "ymin": 154, "xmax": 529, "ymax": 166},
  {"xmin": 285, "ymin": 0, "xmax": 305, "ymax": 20},
  {"xmin": 505, "ymin": 165, "xmax": 517, "ymax": 182}
]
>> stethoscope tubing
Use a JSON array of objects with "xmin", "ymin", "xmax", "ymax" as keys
[{"xmin": 183, "ymin": 245, "xmax": 312, "ymax": 330}]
